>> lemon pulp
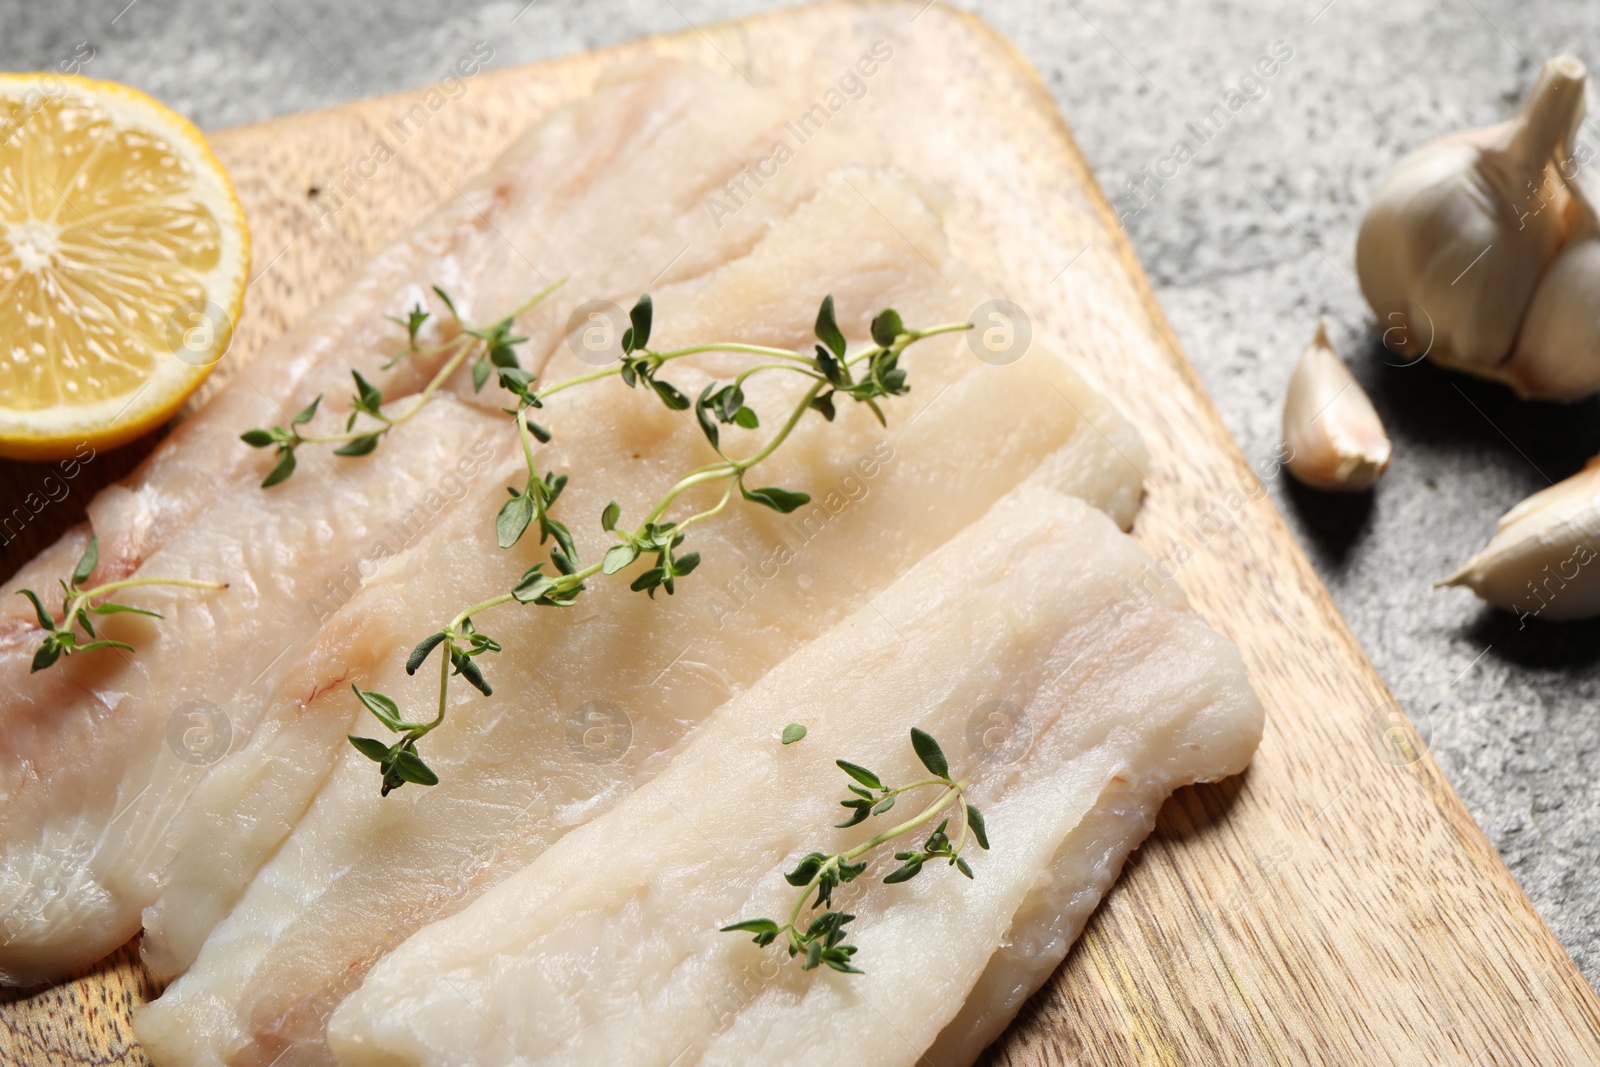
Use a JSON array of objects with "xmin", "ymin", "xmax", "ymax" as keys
[{"xmin": 0, "ymin": 76, "xmax": 249, "ymax": 459}]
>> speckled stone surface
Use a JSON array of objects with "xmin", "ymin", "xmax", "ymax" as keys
[{"xmin": 3, "ymin": 0, "xmax": 1597, "ymax": 985}]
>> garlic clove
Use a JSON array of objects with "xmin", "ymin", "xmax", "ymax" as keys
[
  {"xmin": 1438, "ymin": 455, "xmax": 1600, "ymax": 621},
  {"xmin": 1500, "ymin": 174, "xmax": 1600, "ymax": 399},
  {"xmin": 1283, "ymin": 321, "xmax": 1392, "ymax": 491},
  {"xmin": 1357, "ymin": 55, "xmax": 1588, "ymax": 373}
]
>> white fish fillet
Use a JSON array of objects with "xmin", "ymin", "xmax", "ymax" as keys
[
  {"xmin": 0, "ymin": 397, "xmax": 502, "ymax": 986},
  {"xmin": 132, "ymin": 173, "xmax": 1145, "ymax": 1065},
  {"xmin": 0, "ymin": 56, "xmax": 932, "ymax": 986},
  {"xmin": 324, "ymin": 485, "xmax": 1263, "ymax": 1067}
]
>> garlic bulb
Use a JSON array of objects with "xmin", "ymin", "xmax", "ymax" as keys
[
  {"xmin": 1283, "ymin": 321, "xmax": 1391, "ymax": 491},
  {"xmin": 1439, "ymin": 455, "xmax": 1600, "ymax": 621},
  {"xmin": 1356, "ymin": 55, "xmax": 1588, "ymax": 373},
  {"xmin": 1499, "ymin": 174, "xmax": 1600, "ymax": 399}
]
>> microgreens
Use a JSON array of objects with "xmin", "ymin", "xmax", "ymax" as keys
[
  {"xmin": 722, "ymin": 728, "xmax": 989, "ymax": 974},
  {"xmin": 241, "ymin": 284, "xmax": 970, "ymax": 794},
  {"xmin": 15, "ymin": 536, "xmax": 227, "ymax": 673}
]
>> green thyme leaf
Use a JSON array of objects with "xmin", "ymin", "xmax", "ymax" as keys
[
  {"xmin": 291, "ymin": 395, "xmax": 322, "ymax": 425},
  {"xmin": 472, "ymin": 359, "xmax": 492, "ymax": 392},
  {"xmin": 835, "ymin": 802, "xmax": 871, "ymax": 829},
  {"xmin": 88, "ymin": 602, "xmax": 163, "ymax": 619},
  {"xmin": 695, "ymin": 384, "xmax": 721, "ymax": 449},
  {"xmin": 261, "ymin": 449, "xmax": 298, "ymax": 488},
  {"xmin": 782, "ymin": 723, "xmax": 807, "ymax": 745},
  {"xmin": 240, "ymin": 429, "xmax": 276, "ymax": 447},
  {"xmin": 815, "ymin": 294, "xmax": 846, "ymax": 359},
  {"xmin": 740, "ymin": 483, "xmax": 810, "ymax": 514},
  {"xmin": 352, "ymin": 685, "xmax": 406, "ymax": 731},
  {"xmin": 910, "ymin": 727, "xmax": 949, "ymax": 779},
  {"xmin": 70, "ymin": 537, "xmax": 98, "ymax": 587},
  {"xmin": 721, "ymin": 918, "xmax": 780, "ymax": 946},
  {"xmin": 334, "ymin": 434, "xmax": 382, "ymax": 457},
  {"xmin": 75, "ymin": 639, "xmax": 137, "ymax": 656},
  {"xmin": 348, "ymin": 735, "xmax": 391, "ymax": 762},
  {"xmin": 496, "ymin": 492, "xmax": 535, "ymax": 549},
  {"xmin": 18, "ymin": 588, "xmax": 55, "ymax": 630},
  {"xmin": 628, "ymin": 293, "xmax": 653, "ymax": 353},
  {"xmin": 451, "ymin": 650, "xmax": 493, "ymax": 696},
  {"xmin": 406, "ymin": 632, "xmax": 447, "ymax": 675},
  {"xmin": 651, "ymin": 377, "xmax": 690, "ymax": 411},
  {"xmin": 882, "ymin": 856, "xmax": 924, "ymax": 884},
  {"xmin": 602, "ymin": 543, "xmax": 639, "ymax": 575},
  {"xmin": 387, "ymin": 304, "xmax": 430, "ymax": 347},
  {"xmin": 30, "ymin": 639, "xmax": 64, "ymax": 672},
  {"xmin": 815, "ymin": 344, "xmax": 844, "ymax": 386},
  {"xmin": 870, "ymin": 308, "xmax": 904, "ymax": 347},
  {"xmin": 785, "ymin": 852, "xmax": 828, "ymax": 887},
  {"xmin": 601, "ymin": 501, "xmax": 621, "ymax": 531},
  {"xmin": 966, "ymin": 804, "xmax": 990, "ymax": 850},
  {"xmin": 352, "ymin": 370, "xmax": 383, "ymax": 412},
  {"xmin": 835, "ymin": 760, "xmax": 883, "ymax": 791},
  {"xmin": 510, "ymin": 567, "xmax": 554, "ymax": 603},
  {"xmin": 393, "ymin": 748, "xmax": 439, "ymax": 786},
  {"xmin": 431, "ymin": 285, "xmax": 459, "ymax": 318}
]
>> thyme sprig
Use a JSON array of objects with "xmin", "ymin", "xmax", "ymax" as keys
[
  {"xmin": 15, "ymin": 536, "xmax": 227, "ymax": 673},
  {"xmin": 239, "ymin": 279, "xmax": 565, "ymax": 487},
  {"xmin": 722, "ymin": 728, "xmax": 989, "ymax": 974},
  {"xmin": 263, "ymin": 286, "xmax": 969, "ymax": 794}
]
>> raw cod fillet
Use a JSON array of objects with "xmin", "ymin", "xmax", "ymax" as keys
[
  {"xmin": 0, "ymin": 55, "xmax": 935, "ymax": 986},
  {"xmin": 325, "ymin": 485, "xmax": 1264, "ymax": 1067},
  {"xmin": 132, "ymin": 165, "xmax": 1145, "ymax": 1065},
  {"xmin": 0, "ymin": 397, "xmax": 502, "ymax": 985}
]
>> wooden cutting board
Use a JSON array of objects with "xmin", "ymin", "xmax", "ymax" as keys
[{"xmin": 5, "ymin": 2, "xmax": 1600, "ymax": 1063}]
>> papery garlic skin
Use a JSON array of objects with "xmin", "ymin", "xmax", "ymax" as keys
[
  {"xmin": 1356, "ymin": 55, "xmax": 1588, "ymax": 373},
  {"xmin": 1283, "ymin": 321, "xmax": 1392, "ymax": 491},
  {"xmin": 1439, "ymin": 456, "xmax": 1600, "ymax": 621},
  {"xmin": 1500, "ymin": 179, "xmax": 1600, "ymax": 399}
]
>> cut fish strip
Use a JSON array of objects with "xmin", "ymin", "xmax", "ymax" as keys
[
  {"xmin": 324, "ymin": 485, "xmax": 1262, "ymax": 1067},
  {"xmin": 0, "ymin": 397, "xmax": 502, "ymax": 986},
  {"xmin": 132, "ymin": 173, "xmax": 1144, "ymax": 1064}
]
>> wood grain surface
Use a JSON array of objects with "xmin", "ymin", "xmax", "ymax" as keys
[{"xmin": 5, "ymin": 2, "xmax": 1600, "ymax": 1064}]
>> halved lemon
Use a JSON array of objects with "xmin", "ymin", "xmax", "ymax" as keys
[{"xmin": 0, "ymin": 75, "xmax": 250, "ymax": 460}]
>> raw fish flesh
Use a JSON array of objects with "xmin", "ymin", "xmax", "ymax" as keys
[
  {"xmin": 325, "ymin": 484, "xmax": 1263, "ymax": 1067},
  {"xmin": 133, "ymin": 171, "xmax": 1144, "ymax": 1065}
]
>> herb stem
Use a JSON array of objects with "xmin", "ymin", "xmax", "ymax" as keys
[
  {"xmin": 503, "ymin": 276, "xmax": 568, "ymax": 324},
  {"xmin": 840, "ymin": 780, "xmax": 967, "ymax": 864},
  {"xmin": 734, "ymin": 363, "xmax": 824, "ymax": 391},
  {"xmin": 653, "ymin": 342, "xmax": 815, "ymax": 365},
  {"xmin": 342, "ymin": 294, "xmax": 976, "ymax": 797},
  {"xmin": 297, "ymin": 278, "xmax": 569, "ymax": 449},
  {"xmin": 447, "ymin": 595, "xmax": 518, "ymax": 632},
  {"xmin": 734, "ymin": 381, "xmax": 827, "ymax": 472},
  {"xmin": 780, "ymin": 774, "xmax": 969, "ymax": 949},
  {"xmin": 299, "ymin": 333, "xmax": 475, "ymax": 445},
  {"xmin": 641, "ymin": 465, "xmax": 735, "ymax": 526},
  {"xmin": 81, "ymin": 577, "xmax": 229, "ymax": 598},
  {"xmin": 434, "ymin": 633, "xmax": 451, "ymax": 728},
  {"xmin": 675, "ymin": 483, "xmax": 735, "ymax": 534},
  {"xmin": 535, "ymin": 344, "xmax": 813, "ymax": 405}
]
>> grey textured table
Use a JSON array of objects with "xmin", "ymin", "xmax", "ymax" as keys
[{"xmin": 5, "ymin": 0, "xmax": 1597, "ymax": 987}]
